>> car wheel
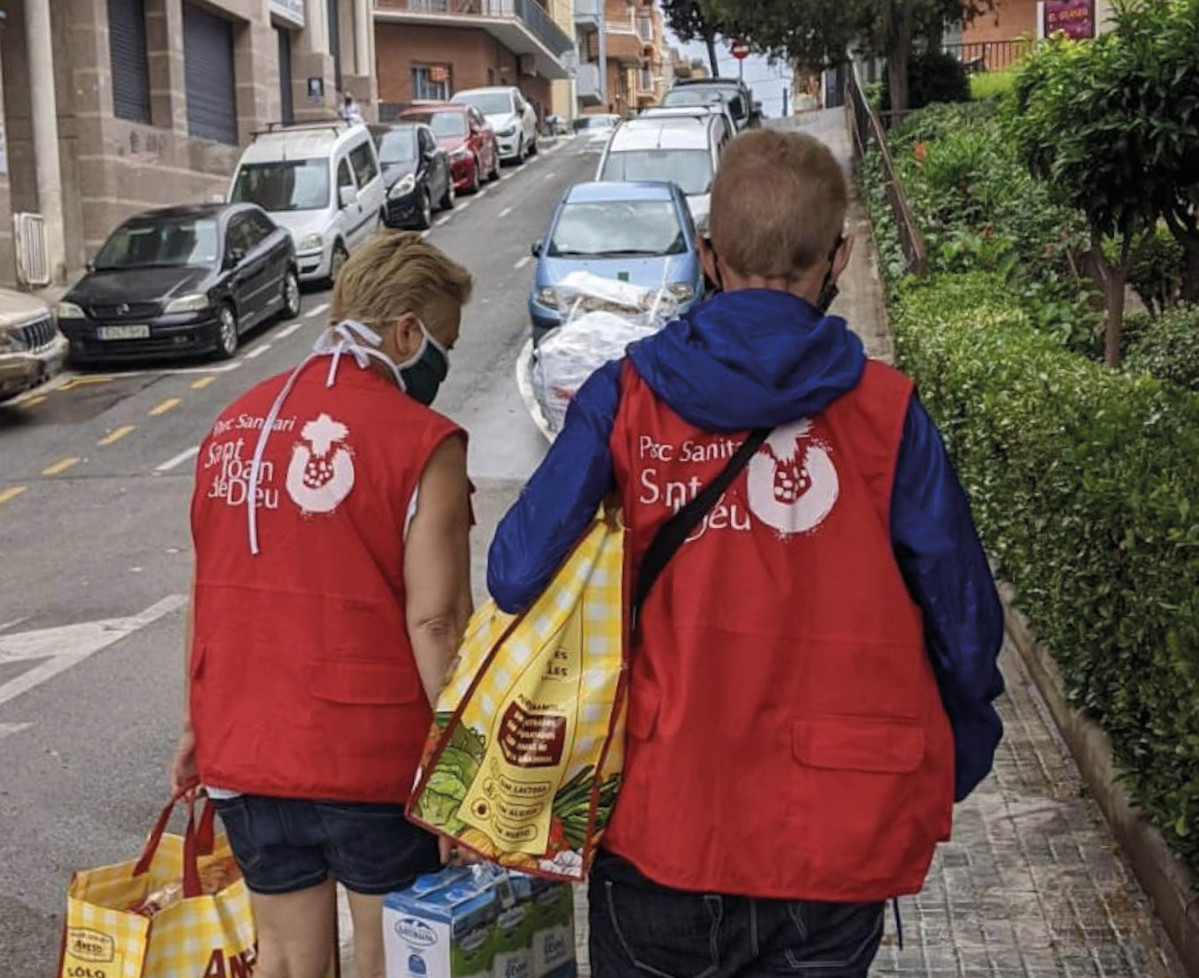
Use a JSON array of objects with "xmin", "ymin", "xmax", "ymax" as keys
[
  {"xmin": 513, "ymin": 138, "xmax": 525, "ymax": 166},
  {"xmin": 414, "ymin": 189, "xmax": 434, "ymax": 230},
  {"xmin": 440, "ymin": 176, "xmax": 455, "ymax": 211},
  {"xmin": 327, "ymin": 242, "xmax": 349, "ymax": 286},
  {"xmin": 469, "ymin": 159, "xmax": 481, "ymax": 194},
  {"xmin": 279, "ymin": 269, "xmax": 301, "ymax": 320},
  {"xmin": 214, "ymin": 305, "xmax": 239, "ymax": 360},
  {"xmin": 528, "ymin": 135, "xmax": 538, "ymax": 156},
  {"xmin": 489, "ymin": 151, "xmax": 501, "ymax": 182}
]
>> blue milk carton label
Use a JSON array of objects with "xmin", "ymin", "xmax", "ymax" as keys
[
  {"xmin": 384, "ymin": 868, "xmax": 498, "ymax": 978},
  {"xmin": 492, "ymin": 902, "xmax": 534, "ymax": 978},
  {"xmin": 529, "ymin": 881, "xmax": 577, "ymax": 978}
]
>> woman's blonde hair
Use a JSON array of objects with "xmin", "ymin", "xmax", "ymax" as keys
[{"xmin": 329, "ymin": 231, "xmax": 473, "ymax": 332}]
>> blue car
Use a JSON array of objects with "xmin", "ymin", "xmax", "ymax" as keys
[{"xmin": 528, "ymin": 181, "xmax": 704, "ymax": 343}]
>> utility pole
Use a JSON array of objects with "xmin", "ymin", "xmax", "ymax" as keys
[
  {"xmin": 783, "ymin": 87, "xmax": 789, "ymax": 116},
  {"xmin": 26, "ymin": 0, "xmax": 66, "ymax": 283}
]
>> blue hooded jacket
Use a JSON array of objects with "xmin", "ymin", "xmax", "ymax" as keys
[{"xmin": 488, "ymin": 290, "xmax": 1005, "ymax": 802}]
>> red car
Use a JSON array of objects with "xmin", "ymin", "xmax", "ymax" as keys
[{"xmin": 399, "ymin": 104, "xmax": 500, "ymax": 194}]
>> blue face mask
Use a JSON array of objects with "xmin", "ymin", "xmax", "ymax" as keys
[{"xmin": 393, "ymin": 319, "xmax": 450, "ymax": 406}]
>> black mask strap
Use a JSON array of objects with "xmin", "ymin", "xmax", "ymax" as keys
[
  {"xmin": 702, "ymin": 236, "xmax": 724, "ymax": 294},
  {"xmin": 815, "ymin": 235, "xmax": 846, "ymax": 314}
]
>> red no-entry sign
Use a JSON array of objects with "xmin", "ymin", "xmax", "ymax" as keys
[{"xmin": 731, "ymin": 39, "xmax": 751, "ymax": 60}]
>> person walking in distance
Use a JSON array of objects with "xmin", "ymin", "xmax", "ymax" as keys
[
  {"xmin": 487, "ymin": 129, "xmax": 1005, "ymax": 977},
  {"xmin": 340, "ymin": 91, "xmax": 364, "ymax": 125},
  {"xmin": 172, "ymin": 232, "xmax": 475, "ymax": 978}
]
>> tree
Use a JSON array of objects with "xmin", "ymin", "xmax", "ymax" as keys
[
  {"xmin": 697, "ymin": 0, "xmax": 988, "ymax": 114},
  {"xmin": 660, "ymin": 0, "xmax": 728, "ymax": 78},
  {"xmin": 1006, "ymin": 0, "xmax": 1199, "ymax": 366}
]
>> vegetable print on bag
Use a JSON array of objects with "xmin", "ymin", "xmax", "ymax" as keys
[{"xmin": 409, "ymin": 511, "xmax": 627, "ymax": 880}]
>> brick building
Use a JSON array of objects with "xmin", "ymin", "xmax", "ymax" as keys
[
  {"xmin": 0, "ymin": 0, "xmax": 371, "ymax": 288},
  {"xmin": 373, "ymin": 1, "xmax": 573, "ymax": 125},
  {"xmin": 586, "ymin": 0, "xmax": 662, "ymax": 117}
]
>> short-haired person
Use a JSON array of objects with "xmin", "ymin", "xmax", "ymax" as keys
[
  {"xmin": 173, "ymin": 232, "xmax": 474, "ymax": 978},
  {"xmin": 487, "ymin": 129, "xmax": 1005, "ymax": 975}
]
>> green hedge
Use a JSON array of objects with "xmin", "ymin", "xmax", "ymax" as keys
[
  {"xmin": 1126, "ymin": 306, "xmax": 1199, "ymax": 393},
  {"xmin": 893, "ymin": 272, "xmax": 1199, "ymax": 866}
]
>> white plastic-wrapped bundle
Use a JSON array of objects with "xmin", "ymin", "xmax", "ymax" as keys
[{"xmin": 530, "ymin": 273, "xmax": 677, "ymax": 436}]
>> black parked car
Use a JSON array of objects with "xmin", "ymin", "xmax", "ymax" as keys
[
  {"xmin": 57, "ymin": 203, "xmax": 299, "ymax": 363},
  {"xmin": 370, "ymin": 123, "xmax": 454, "ymax": 231}
]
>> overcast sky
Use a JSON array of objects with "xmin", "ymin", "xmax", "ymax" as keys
[{"xmin": 666, "ymin": 32, "xmax": 796, "ymax": 118}]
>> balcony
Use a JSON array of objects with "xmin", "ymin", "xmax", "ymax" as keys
[
  {"xmin": 374, "ymin": 0, "xmax": 574, "ymax": 79},
  {"xmin": 576, "ymin": 61, "xmax": 604, "ymax": 104},
  {"xmin": 599, "ymin": 28, "xmax": 642, "ymax": 64},
  {"xmin": 574, "ymin": 0, "xmax": 600, "ymax": 31}
]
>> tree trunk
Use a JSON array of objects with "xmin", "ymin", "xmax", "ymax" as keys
[
  {"xmin": 705, "ymin": 33, "xmax": 720, "ymax": 77},
  {"xmin": 1104, "ymin": 264, "xmax": 1127, "ymax": 368},
  {"xmin": 887, "ymin": 0, "xmax": 914, "ymax": 115}
]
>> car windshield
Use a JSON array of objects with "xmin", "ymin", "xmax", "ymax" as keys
[
  {"xmin": 405, "ymin": 112, "xmax": 467, "ymax": 138},
  {"xmin": 664, "ymin": 87, "xmax": 744, "ymax": 117},
  {"xmin": 574, "ymin": 116, "xmax": 617, "ymax": 131},
  {"xmin": 548, "ymin": 200, "xmax": 686, "ymax": 258},
  {"xmin": 94, "ymin": 218, "xmax": 220, "ymax": 270},
  {"xmin": 600, "ymin": 149, "xmax": 713, "ymax": 196},
  {"xmin": 455, "ymin": 92, "xmax": 513, "ymax": 116},
  {"xmin": 375, "ymin": 129, "xmax": 418, "ymax": 164},
  {"xmin": 230, "ymin": 159, "xmax": 330, "ymax": 211}
]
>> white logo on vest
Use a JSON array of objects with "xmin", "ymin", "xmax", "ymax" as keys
[
  {"xmin": 746, "ymin": 419, "xmax": 839, "ymax": 535},
  {"xmin": 286, "ymin": 413, "xmax": 355, "ymax": 514}
]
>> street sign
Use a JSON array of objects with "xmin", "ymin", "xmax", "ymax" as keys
[{"xmin": 731, "ymin": 39, "xmax": 751, "ymax": 60}]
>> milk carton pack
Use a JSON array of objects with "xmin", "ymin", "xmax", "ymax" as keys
[
  {"xmin": 491, "ymin": 873, "xmax": 535, "ymax": 978},
  {"xmin": 527, "ymin": 879, "xmax": 576, "ymax": 978},
  {"xmin": 384, "ymin": 869, "xmax": 497, "ymax": 978}
]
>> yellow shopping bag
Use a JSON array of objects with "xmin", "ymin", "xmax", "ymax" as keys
[
  {"xmin": 57, "ymin": 790, "xmax": 339, "ymax": 978},
  {"xmin": 408, "ymin": 509, "xmax": 627, "ymax": 882}
]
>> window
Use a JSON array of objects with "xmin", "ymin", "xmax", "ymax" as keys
[
  {"xmin": 95, "ymin": 219, "xmax": 220, "ymax": 270},
  {"xmin": 108, "ymin": 0, "xmax": 151, "ymax": 123},
  {"xmin": 412, "ymin": 64, "xmax": 451, "ymax": 102},
  {"xmin": 600, "ymin": 149, "xmax": 714, "ymax": 196},
  {"xmin": 402, "ymin": 111, "xmax": 466, "ymax": 138},
  {"xmin": 637, "ymin": 16, "xmax": 653, "ymax": 42},
  {"xmin": 248, "ymin": 211, "xmax": 278, "ymax": 240},
  {"xmin": 419, "ymin": 129, "xmax": 437, "ymax": 156},
  {"xmin": 231, "ymin": 160, "xmax": 331, "ymax": 212},
  {"xmin": 338, "ymin": 159, "xmax": 355, "ymax": 192},
  {"xmin": 375, "ymin": 129, "xmax": 418, "ymax": 165},
  {"xmin": 469, "ymin": 108, "xmax": 486, "ymax": 130},
  {"xmin": 349, "ymin": 142, "xmax": 379, "ymax": 187},
  {"xmin": 548, "ymin": 201, "xmax": 686, "ymax": 258}
]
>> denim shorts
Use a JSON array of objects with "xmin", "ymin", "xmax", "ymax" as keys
[{"xmin": 211, "ymin": 795, "xmax": 440, "ymax": 896}]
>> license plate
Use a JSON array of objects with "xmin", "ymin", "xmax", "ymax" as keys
[{"xmin": 97, "ymin": 324, "xmax": 150, "ymax": 341}]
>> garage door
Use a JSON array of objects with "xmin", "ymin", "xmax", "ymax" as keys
[
  {"xmin": 108, "ymin": 0, "xmax": 150, "ymax": 123},
  {"xmin": 183, "ymin": 2, "xmax": 237, "ymax": 144}
]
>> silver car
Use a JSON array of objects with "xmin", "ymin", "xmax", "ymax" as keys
[{"xmin": 0, "ymin": 290, "xmax": 66, "ymax": 402}]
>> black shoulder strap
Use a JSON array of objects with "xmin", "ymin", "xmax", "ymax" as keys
[{"xmin": 630, "ymin": 427, "xmax": 770, "ymax": 638}]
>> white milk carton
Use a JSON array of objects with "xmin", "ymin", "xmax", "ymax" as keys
[
  {"xmin": 384, "ymin": 869, "xmax": 497, "ymax": 978},
  {"xmin": 528, "ymin": 878, "xmax": 576, "ymax": 978},
  {"xmin": 490, "ymin": 873, "xmax": 535, "ymax": 978}
]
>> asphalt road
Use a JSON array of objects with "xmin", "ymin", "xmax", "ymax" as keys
[{"xmin": 0, "ymin": 134, "xmax": 601, "ymax": 974}]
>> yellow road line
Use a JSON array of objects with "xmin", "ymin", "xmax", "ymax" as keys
[
  {"xmin": 58, "ymin": 376, "xmax": 114, "ymax": 392},
  {"xmin": 98, "ymin": 424, "xmax": 137, "ymax": 446},
  {"xmin": 191, "ymin": 376, "xmax": 216, "ymax": 390},
  {"xmin": 42, "ymin": 457, "xmax": 81, "ymax": 476},
  {"xmin": 0, "ymin": 486, "xmax": 27, "ymax": 505},
  {"xmin": 21, "ymin": 395, "xmax": 47, "ymax": 409},
  {"xmin": 149, "ymin": 397, "xmax": 182, "ymax": 417}
]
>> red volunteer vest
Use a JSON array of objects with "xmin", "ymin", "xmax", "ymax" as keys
[
  {"xmin": 189, "ymin": 359, "xmax": 461, "ymax": 803},
  {"xmin": 605, "ymin": 360, "xmax": 954, "ymax": 901}
]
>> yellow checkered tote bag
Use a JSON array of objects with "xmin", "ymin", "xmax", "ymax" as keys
[
  {"xmin": 409, "ymin": 508, "xmax": 627, "ymax": 882},
  {"xmin": 58, "ymin": 791, "xmax": 290, "ymax": 978}
]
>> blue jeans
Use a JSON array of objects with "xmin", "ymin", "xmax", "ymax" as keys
[{"xmin": 589, "ymin": 852, "xmax": 885, "ymax": 978}]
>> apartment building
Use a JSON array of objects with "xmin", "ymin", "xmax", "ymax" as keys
[
  {"xmin": 373, "ymin": 0, "xmax": 574, "ymax": 125},
  {"xmin": 0, "ymin": 0, "xmax": 370, "ymax": 288},
  {"xmin": 583, "ymin": 0, "xmax": 661, "ymax": 116}
]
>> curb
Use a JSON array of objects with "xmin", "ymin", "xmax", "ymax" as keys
[{"xmin": 1002, "ymin": 586, "xmax": 1199, "ymax": 977}]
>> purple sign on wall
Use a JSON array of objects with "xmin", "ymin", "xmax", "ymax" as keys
[{"xmin": 1043, "ymin": 0, "xmax": 1095, "ymax": 39}]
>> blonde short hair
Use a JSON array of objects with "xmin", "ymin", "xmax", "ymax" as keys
[
  {"xmin": 710, "ymin": 129, "xmax": 847, "ymax": 281},
  {"xmin": 330, "ymin": 231, "xmax": 473, "ymax": 332}
]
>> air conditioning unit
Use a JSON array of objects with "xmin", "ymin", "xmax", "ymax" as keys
[{"xmin": 518, "ymin": 53, "xmax": 537, "ymax": 77}]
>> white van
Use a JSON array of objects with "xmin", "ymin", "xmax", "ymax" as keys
[
  {"xmin": 450, "ymin": 87, "xmax": 538, "ymax": 163},
  {"xmin": 595, "ymin": 114, "xmax": 730, "ymax": 234},
  {"xmin": 228, "ymin": 122, "xmax": 386, "ymax": 285}
]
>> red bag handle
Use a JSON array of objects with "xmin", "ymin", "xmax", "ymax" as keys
[{"xmin": 132, "ymin": 789, "xmax": 217, "ymax": 898}]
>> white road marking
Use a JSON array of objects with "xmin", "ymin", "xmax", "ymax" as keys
[
  {"xmin": 499, "ymin": 207, "xmax": 513, "ymax": 218},
  {"xmin": 436, "ymin": 215, "xmax": 452, "ymax": 226},
  {"xmin": 244, "ymin": 343, "xmax": 272, "ymax": 360},
  {"xmin": 305, "ymin": 302, "xmax": 330, "ymax": 319},
  {"xmin": 458, "ymin": 201, "xmax": 472, "ymax": 211},
  {"xmin": 0, "ymin": 722, "xmax": 32, "ymax": 740},
  {"xmin": 543, "ymin": 172, "xmax": 556, "ymax": 180},
  {"xmin": 0, "ymin": 616, "xmax": 31, "ymax": 635},
  {"xmin": 277, "ymin": 321, "xmax": 305, "ymax": 339},
  {"xmin": 0, "ymin": 595, "xmax": 187, "ymax": 711},
  {"xmin": 514, "ymin": 255, "xmax": 532, "ymax": 270},
  {"xmin": 156, "ymin": 445, "xmax": 199, "ymax": 473}
]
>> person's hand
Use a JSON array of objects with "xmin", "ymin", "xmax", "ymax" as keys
[
  {"xmin": 439, "ymin": 837, "xmax": 481, "ymax": 867},
  {"xmin": 170, "ymin": 728, "xmax": 199, "ymax": 796}
]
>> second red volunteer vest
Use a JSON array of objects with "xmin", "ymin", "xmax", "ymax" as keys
[
  {"xmin": 605, "ymin": 360, "xmax": 955, "ymax": 901},
  {"xmin": 190, "ymin": 359, "xmax": 462, "ymax": 804}
]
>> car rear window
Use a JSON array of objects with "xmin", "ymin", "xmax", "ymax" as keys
[
  {"xmin": 600, "ymin": 149, "xmax": 713, "ymax": 196},
  {"xmin": 548, "ymin": 200, "xmax": 686, "ymax": 258},
  {"xmin": 405, "ymin": 112, "xmax": 467, "ymax": 138},
  {"xmin": 453, "ymin": 92, "xmax": 513, "ymax": 116},
  {"xmin": 231, "ymin": 159, "xmax": 330, "ymax": 212}
]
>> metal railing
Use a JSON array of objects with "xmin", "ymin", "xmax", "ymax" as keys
[
  {"xmin": 845, "ymin": 63, "xmax": 927, "ymax": 277},
  {"xmin": 377, "ymin": 0, "xmax": 573, "ymax": 54},
  {"xmin": 943, "ymin": 38, "xmax": 1033, "ymax": 73}
]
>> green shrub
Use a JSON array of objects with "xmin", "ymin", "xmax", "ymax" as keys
[
  {"xmin": 893, "ymin": 272, "xmax": 1199, "ymax": 867},
  {"xmin": 1128, "ymin": 228, "xmax": 1186, "ymax": 317},
  {"xmin": 882, "ymin": 50, "xmax": 971, "ymax": 111},
  {"xmin": 1126, "ymin": 306, "xmax": 1199, "ymax": 392},
  {"xmin": 970, "ymin": 70, "xmax": 1018, "ymax": 101}
]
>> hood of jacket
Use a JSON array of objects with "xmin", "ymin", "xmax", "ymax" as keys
[{"xmin": 627, "ymin": 288, "xmax": 867, "ymax": 432}]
